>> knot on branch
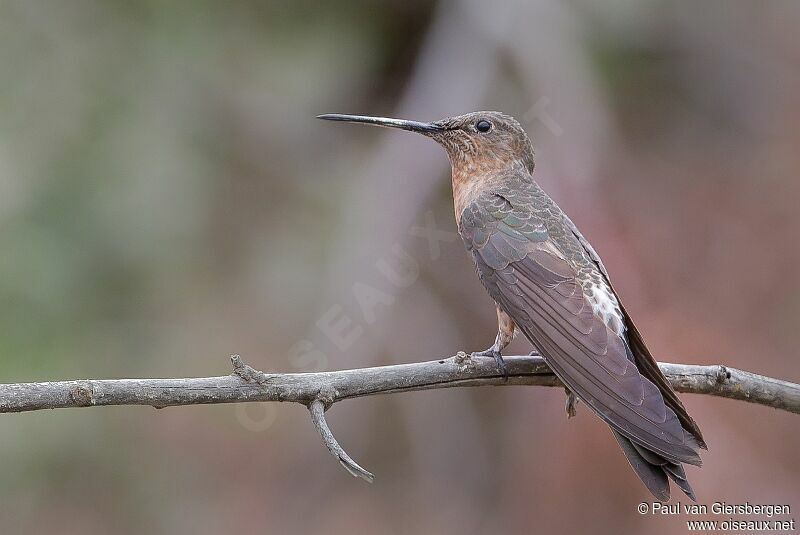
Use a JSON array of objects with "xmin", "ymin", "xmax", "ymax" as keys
[
  {"xmin": 69, "ymin": 383, "xmax": 94, "ymax": 406},
  {"xmin": 716, "ymin": 365, "xmax": 731, "ymax": 385},
  {"xmin": 230, "ymin": 355, "xmax": 269, "ymax": 384},
  {"xmin": 454, "ymin": 351, "xmax": 476, "ymax": 372}
]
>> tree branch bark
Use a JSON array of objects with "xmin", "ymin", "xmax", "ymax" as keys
[{"xmin": 2, "ymin": 353, "xmax": 798, "ymax": 481}]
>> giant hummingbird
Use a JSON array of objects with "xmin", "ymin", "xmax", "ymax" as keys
[{"xmin": 318, "ymin": 111, "xmax": 706, "ymax": 501}]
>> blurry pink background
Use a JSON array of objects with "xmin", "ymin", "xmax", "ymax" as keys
[{"xmin": 0, "ymin": 1, "xmax": 798, "ymax": 533}]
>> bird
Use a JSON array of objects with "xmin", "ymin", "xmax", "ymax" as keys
[{"xmin": 317, "ymin": 111, "xmax": 706, "ymax": 501}]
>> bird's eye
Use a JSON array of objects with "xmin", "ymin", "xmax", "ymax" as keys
[{"xmin": 475, "ymin": 120, "xmax": 492, "ymax": 133}]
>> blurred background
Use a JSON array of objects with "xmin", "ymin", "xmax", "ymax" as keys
[{"xmin": 1, "ymin": 1, "xmax": 799, "ymax": 533}]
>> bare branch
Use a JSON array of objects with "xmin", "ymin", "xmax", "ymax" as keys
[
  {"xmin": 657, "ymin": 362, "xmax": 800, "ymax": 414},
  {"xmin": 1, "ymin": 353, "xmax": 797, "ymax": 414},
  {"xmin": 1, "ymin": 352, "xmax": 798, "ymax": 480}
]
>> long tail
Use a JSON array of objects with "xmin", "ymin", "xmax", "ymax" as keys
[
  {"xmin": 614, "ymin": 302, "xmax": 705, "ymax": 500},
  {"xmin": 613, "ymin": 430, "xmax": 696, "ymax": 501}
]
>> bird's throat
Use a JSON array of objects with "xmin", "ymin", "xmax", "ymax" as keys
[{"xmin": 451, "ymin": 159, "xmax": 521, "ymax": 225}]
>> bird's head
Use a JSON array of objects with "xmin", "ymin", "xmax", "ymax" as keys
[{"xmin": 317, "ymin": 111, "xmax": 535, "ymax": 175}]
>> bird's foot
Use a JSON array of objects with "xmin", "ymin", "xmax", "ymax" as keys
[
  {"xmin": 564, "ymin": 388, "xmax": 578, "ymax": 418},
  {"xmin": 472, "ymin": 348, "xmax": 508, "ymax": 381}
]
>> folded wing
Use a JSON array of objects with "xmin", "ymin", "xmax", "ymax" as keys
[{"xmin": 460, "ymin": 184, "xmax": 702, "ymax": 466}]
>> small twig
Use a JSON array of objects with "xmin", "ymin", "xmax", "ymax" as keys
[
  {"xmin": 308, "ymin": 399, "xmax": 375, "ymax": 483},
  {"xmin": 231, "ymin": 354, "xmax": 269, "ymax": 384}
]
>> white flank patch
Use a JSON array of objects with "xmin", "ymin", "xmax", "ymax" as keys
[{"xmin": 588, "ymin": 282, "xmax": 625, "ymax": 336}]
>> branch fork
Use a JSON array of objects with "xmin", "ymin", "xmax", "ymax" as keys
[{"xmin": 230, "ymin": 354, "xmax": 373, "ymax": 481}]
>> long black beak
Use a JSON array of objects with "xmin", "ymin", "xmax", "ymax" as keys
[{"xmin": 317, "ymin": 114, "xmax": 443, "ymax": 135}]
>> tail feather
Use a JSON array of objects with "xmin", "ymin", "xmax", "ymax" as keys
[
  {"xmin": 613, "ymin": 430, "xmax": 696, "ymax": 501},
  {"xmin": 613, "ymin": 430, "xmax": 670, "ymax": 501},
  {"xmin": 664, "ymin": 462, "xmax": 697, "ymax": 501},
  {"xmin": 632, "ymin": 441, "xmax": 670, "ymax": 466}
]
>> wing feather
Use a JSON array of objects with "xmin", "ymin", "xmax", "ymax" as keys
[
  {"xmin": 461, "ymin": 185, "xmax": 702, "ymax": 466},
  {"xmin": 563, "ymin": 212, "xmax": 706, "ymax": 448}
]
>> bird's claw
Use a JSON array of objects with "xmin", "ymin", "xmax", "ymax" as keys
[
  {"xmin": 565, "ymin": 388, "xmax": 578, "ymax": 418},
  {"xmin": 528, "ymin": 350, "xmax": 575, "ymax": 416},
  {"xmin": 472, "ymin": 348, "xmax": 508, "ymax": 381}
]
